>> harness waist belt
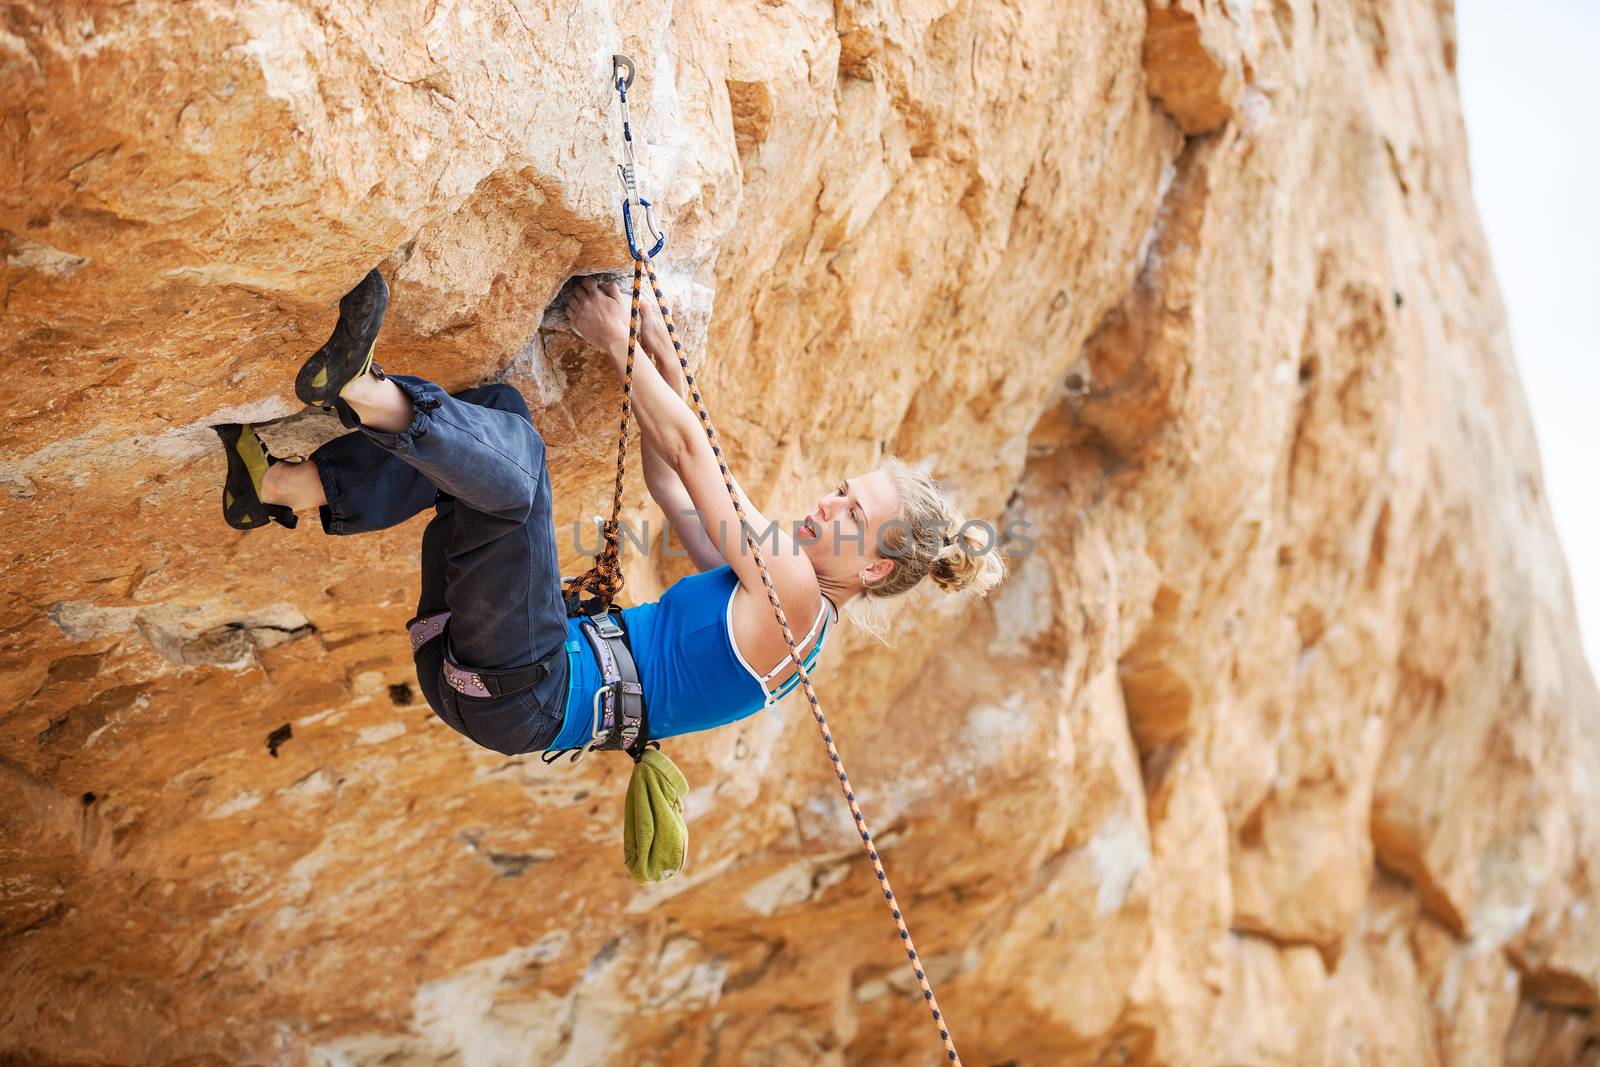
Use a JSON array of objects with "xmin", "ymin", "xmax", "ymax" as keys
[
  {"xmin": 406, "ymin": 610, "xmax": 554, "ymax": 700},
  {"xmin": 539, "ymin": 593, "xmax": 651, "ymax": 763},
  {"xmin": 576, "ymin": 607, "xmax": 647, "ymax": 755}
]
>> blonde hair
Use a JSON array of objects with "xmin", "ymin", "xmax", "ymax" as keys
[{"xmin": 863, "ymin": 456, "xmax": 1007, "ymax": 601}]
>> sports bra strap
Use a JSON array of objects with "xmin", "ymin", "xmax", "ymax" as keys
[
  {"xmin": 757, "ymin": 595, "xmax": 836, "ymax": 683},
  {"xmin": 759, "ymin": 599, "xmax": 837, "ymax": 703}
]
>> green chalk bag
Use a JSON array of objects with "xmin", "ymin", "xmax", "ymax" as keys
[{"xmin": 623, "ymin": 749, "xmax": 689, "ymax": 885}]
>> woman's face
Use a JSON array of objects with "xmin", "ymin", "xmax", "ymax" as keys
[{"xmin": 798, "ymin": 470, "xmax": 900, "ymax": 587}]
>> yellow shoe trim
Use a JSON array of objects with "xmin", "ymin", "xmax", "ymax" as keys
[
  {"xmin": 336, "ymin": 341, "xmax": 379, "ymax": 399},
  {"xmin": 235, "ymin": 426, "xmax": 271, "ymax": 493}
]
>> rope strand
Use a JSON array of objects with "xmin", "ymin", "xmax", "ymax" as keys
[
  {"xmin": 562, "ymin": 260, "xmax": 646, "ymax": 614},
  {"xmin": 643, "ymin": 257, "xmax": 963, "ymax": 1065}
]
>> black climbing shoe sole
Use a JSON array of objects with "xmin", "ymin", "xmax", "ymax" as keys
[
  {"xmin": 214, "ymin": 424, "xmax": 299, "ymax": 531},
  {"xmin": 295, "ymin": 268, "xmax": 389, "ymax": 407}
]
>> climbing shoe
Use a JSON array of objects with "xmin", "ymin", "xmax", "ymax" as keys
[
  {"xmin": 294, "ymin": 268, "xmax": 389, "ymax": 407},
  {"xmin": 213, "ymin": 423, "xmax": 299, "ymax": 531}
]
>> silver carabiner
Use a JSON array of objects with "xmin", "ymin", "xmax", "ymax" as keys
[
  {"xmin": 588, "ymin": 685, "xmax": 609, "ymax": 747},
  {"xmin": 555, "ymin": 688, "xmax": 611, "ymax": 766}
]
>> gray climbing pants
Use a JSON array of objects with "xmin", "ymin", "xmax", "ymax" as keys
[{"xmin": 308, "ymin": 375, "xmax": 568, "ymax": 754}]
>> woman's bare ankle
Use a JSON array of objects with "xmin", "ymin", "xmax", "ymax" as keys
[
  {"xmin": 341, "ymin": 373, "xmax": 414, "ymax": 433},
  {"xmin": 260, "ymin": 461, "xmax": 325, "ymax": 510},
  {"xmin": 259, "ymin": 462, "xmax": 291, "ymax": 506}
]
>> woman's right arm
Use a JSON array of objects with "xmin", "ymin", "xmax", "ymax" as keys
[
  {"xmin": 636, "ymin": 298, "xmax": 728, "ymax": 572},
  {"xmin": 568, "ymin": 280, "xmax": 817, "ymax": 603},
  {"xmin": 642, "ymin": 441, "xmax": 726, "ymax": 572}
]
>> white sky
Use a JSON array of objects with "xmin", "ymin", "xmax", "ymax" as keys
[{"xmin": 1455, "ymin": 0, "xmax": 1600, "ymax": 674}]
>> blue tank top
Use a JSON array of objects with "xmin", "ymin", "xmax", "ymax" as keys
[{"xmin": 545, "ymin": 565, "xmax": 835, "ymax": 750}]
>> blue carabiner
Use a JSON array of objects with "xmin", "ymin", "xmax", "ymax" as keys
[{"xmin": 622, "ymin": 197, "xmax": 667, "ymax": 261}]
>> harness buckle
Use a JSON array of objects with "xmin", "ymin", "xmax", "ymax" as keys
[{"xmin": 587, "ymin": 608, "xmax": 624, "ymax": 639}]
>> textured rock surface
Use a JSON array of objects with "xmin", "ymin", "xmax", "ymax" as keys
[{"xmin": 3, "ymin": 0, "xmax": 1598, "ymax": 1064}]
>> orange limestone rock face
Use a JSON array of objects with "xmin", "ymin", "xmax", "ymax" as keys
[{"xmin": 2, "ymin": 1, "xmax": 1596, "ymax": 1065}]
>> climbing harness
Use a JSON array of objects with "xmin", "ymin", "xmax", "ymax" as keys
[
  {"xmin": 563, "ymin": 54, "xmax": 965, "ymax": 1065},
  {"xmin": 539, "ymin": 603, "xmax": 654, "ymax": 765}
]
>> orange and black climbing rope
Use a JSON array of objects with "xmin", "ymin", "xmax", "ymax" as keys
[
  {"xmin": 571, "ymin": 54, "xmax": 964, "ymax": 1065},
  {"xmin": 646, "ymin": 258, "xmax": 964, "ymax": 1063},
  {"xmin": 559, "ymin": 255, "xmax": 643, "ymax": 617}
]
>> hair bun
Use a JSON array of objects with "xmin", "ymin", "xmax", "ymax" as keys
[
  {"xmin": 863, "ymin": 455, "xmax": 1009, "ymax": 609},
  {"xmin": 929, "ymin": 526, "xmax": 1006, "ymax": 597}
]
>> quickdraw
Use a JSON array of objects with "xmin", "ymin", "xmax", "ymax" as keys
[
  {"xmin": 565, "ymin": 54, "xmax": 964, "ymax": 1066},
  {"xmin": 612, "ymin": 53, "xmax": 666, "ymax": 261}
]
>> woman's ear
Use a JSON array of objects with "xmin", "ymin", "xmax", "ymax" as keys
[{"xmin": 860, "ymin": 558, "xmax": 894, "ymax": 586}]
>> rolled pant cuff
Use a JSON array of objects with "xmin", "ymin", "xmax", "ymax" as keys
[
  {"xmin": 316, "ymin": 459, "xmax": 349, "ymax": 535},
  {"xmin": 357, "ymin": 375, "xmax": 445, "ymax": 451}
]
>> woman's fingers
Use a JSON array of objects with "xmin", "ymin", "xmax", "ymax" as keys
[
  {"xmin": 567, "ymin": 276, "xmax": 639, "ymax": 357},
  {"xmin": 569, "ymin": 277, "xmax": 637, "ymax": 335}
]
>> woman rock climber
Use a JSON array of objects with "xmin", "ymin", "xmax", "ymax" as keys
[{"xmin": 211, "ymin": 269, "xmax": 1006, "ymax": 757}]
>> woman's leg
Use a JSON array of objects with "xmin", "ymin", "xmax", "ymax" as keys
[
  {"xmin": 291, "ymin": 428, "xmax": 446, "ymax": 535},
  {"xmin": 435, "ymin": 381, "xmax": 568, "ymax": 674},
  {"xmin": 260, "ymin": 461, "xmax": 325, "ymax": 511},
  {"xmin": 338, "ymin": 372, "xmax": 549, "ymax": 528},
  {"xmin": 396, "ymin": 380, "xmax": 569, "ymax": 754},
  {"xmin": 412, "ymin": 492, "xmax": 568, "ymax": 755},
  {"xmin": 347, "ymin": 375, "xmax": 567, "ymax": 671},
  {"xmin": 263, "ymin": 381, "xmax": 542, "ymax": 538},
  {"xmin": 340, "ymin": 370, "xmax": 415, "ymax": 433}
]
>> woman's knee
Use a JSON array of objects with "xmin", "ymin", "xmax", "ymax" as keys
[
  {"xmin": 470, "ymin": 477, "xmax": 538, "ymax": 523},
  {"xmin": 471, "ymin": 384, "xmax": 543, "ymax": 456},
  {"xmin": 444, "ymin": 384, "xmax": 545, "ymax": 519},
  {"xmin": 474, "ymin": 383, "xmax": 532, "ymax": 423}
]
